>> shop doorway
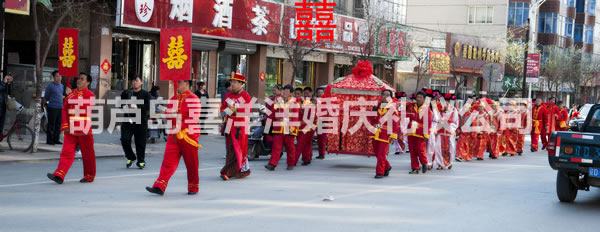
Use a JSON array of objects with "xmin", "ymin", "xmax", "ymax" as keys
[{"xmin": 112, "ymin": 38, "xmax": 156, "ymax": 92}]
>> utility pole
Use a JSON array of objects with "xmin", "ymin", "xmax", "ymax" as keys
[{"xmin": 521, "ymin": 18, "xmax": 530, "ymax": 98}]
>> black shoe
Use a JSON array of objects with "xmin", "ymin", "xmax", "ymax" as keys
[
  {"xmin": 517, "ymin": 152, "xmax": 522, "ymax": 156},
  {"xmin": 47, "ymin": 173, "xmax": 63, "ymax": 184},
  {"xmin": 46, "ymin": 142, "xmax": 55, "ymax": 145},
  {"xmin": 316, "ymin": 155, "xmax": 325, "ymax": 160},
  {"xmin": 476, "ymin": 158, "xmax": 484, "ymax": 161},
  {"xmin": 286, "ymin": 166, "xmax": 294, "ymax": 170},
  {"xmin": 55, "ymin": 141, "xmax": 63, "ymax": 145},
  {"xmin": 394, "ymin": 152, "xmax": 400, "ymax": 155},
  {"xmin": 188, "ymin": 191, "xmax": 198, "ymax": 195},
  {"xmin": 409, "ymin": 169, "xmax": 419, "ymax": 174},
  {"xmin": 80, "ymin": 178, "xmax": 92, "ymax": 183},
  {"xmin": 146, "ymin": 186, "xmax": 164, "ymax": 196},
  {"xmin": 301, "ymin": 161, "xmax": 311, "ymax": 166},
  {"xmin": 531, "ymin": 148, "xmax": 537, "ymax": 152},
  {"xmin": 126, "ymin": 160, "xmax": 134, "ymax": 168},
  {"xmin": 490, "ymin": 156, "xmax": 498, "ymax": 159},
  {"xmin": 264, "ymin": 164, "xmax": 275, "ymax": 171},
  {"xmin": 502, "ymin": 153, "xmax": 508, "ymax": 157},
  {"xmin": 421, "ymin": 164, "xmax": 427, "ymax": 173},
  {"xmin": 384, "ymin": 167, "xmax": 392, "ymax": 176},
  {"xmin": 137, "ymin": 162, "xmax": 146, "ymax": 169},
  {"xmin": 542, "ymin": 146, "xmax": 546, "ymax": 150},
  {"xmin": 374, "ymin": 174, "xmax": 384, "ymax": 179}
]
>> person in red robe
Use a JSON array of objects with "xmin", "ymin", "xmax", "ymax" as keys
[
  {"xmin": 488, "ymin": 102, "xmax": 503, "ymax": 159},
  {"xmin": 530, "ymin": 98, "xmax": 547, "ymax": 152},
  {"xmin": 516, "ymin": 100, "xmax": 528, "ymax": 156},
  {"xmin": 265, "ymin": 85, "xmax": 300, "ymax": 171},
  {"xmin": 502, "ymin": 101, "xmax": 519, "ymax": 157},
  {"xmin": 370, "ymin": 90, "xmax": 399, "ymax": 178},
  {"xmin": 146, "ymin": 80, "xmax": 202, "ymax": 195},
  {"xmin": 456, "ymin": 97, "xmax": 476, "ymax": 162},
  {"xmin": 407, "ymin": 91, "xmax": 432, "ymax": 174},
  {"xmin": 47, "ymin": 73, "xmax": 96, "ymax": 184},
  {"xmin": 556, "ymin": 101, "xmax": 568, "ymax": 132},
  {"xmin": 220, "ymin": 74, "xmax": 251, "ymax": 180},
  {"xmin": 542, "ymin": 97, "xmax": 559, "ymax": 149},
  {"xmin": 472, "ymin": 103, "xmax": 490, "ymax": 161},
  {"xmin": 296, "ymin": 87, "xmax": 317, "ymax": 165},
  {"xmin": 315, "ymin": 87, "xmax": 327, "ymax": 159}
]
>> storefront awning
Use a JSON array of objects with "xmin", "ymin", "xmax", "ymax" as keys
[{"xmin": 192, "ymin": 37, "xmax": 218, "ymax": 51}]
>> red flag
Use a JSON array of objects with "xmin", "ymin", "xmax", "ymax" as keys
[
  {"xmin": 58, "ymin": 28, "xmax": 79, "ymax": 78},
  {"xmin": 160, "ymin": 28, "xmax": 192, "ymax": 81}
]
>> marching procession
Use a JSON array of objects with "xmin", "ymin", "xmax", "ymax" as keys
[{"xmin": 41, "ymin": 61, "xmax": 573, "ymax": 196}]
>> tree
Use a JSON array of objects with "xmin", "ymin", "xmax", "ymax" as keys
[
  {"xmin": 354, "ymin": 0, "xmax": 386, "ymax": 63},
  {"xmin": 31, "ymin": 0, "xmax": 110, "ymax": 152}
]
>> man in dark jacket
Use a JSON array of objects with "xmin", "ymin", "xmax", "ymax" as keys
[
  {"xmin": 0, "ymin": 74, "xmax": 13, "ymax": 152},
  {"xmin": 120, "ymin": 75, "xmax": 151, "ymax": 169}
]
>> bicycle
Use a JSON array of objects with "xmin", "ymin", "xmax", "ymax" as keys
[{"xmin": 1, "ymin": 107, "xmax": 35, "ymax": 152}]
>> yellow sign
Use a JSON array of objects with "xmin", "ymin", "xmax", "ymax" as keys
[
  {"xmin": 454, "ymin": 42, "xmax": 502, "ymax": 63},
  {"xmin": 162, "ymin": 35, "xmax": 188, "ymax": 69},
  {"xmin": 59, "ymin": 37, "xmax": 76, "ymax": 68}
]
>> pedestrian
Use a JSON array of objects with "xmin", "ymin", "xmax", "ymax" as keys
[
  {"xmin": 220, "ymin": 81, "xmax": 232, "ymax": 103},
  {"xmin": 472, "ymin": 102, "xmax": 490, "ymax": 161},
  {"xmin": 194, "ymin": 81, "xmax": 209, "ymax": 99},
  {"xmin": 0, "ymin": 74, "xmax": 13, "ymax": 152},
  {"xmin": 516, "ymin": 100, "xmax": 528, "ymax": 156},
  {"xmin": 427, "ymin": 90, "xmax": 441, "ymax": 169},
  {"xmin": 120, "ymin": 75, "xmax": 151, "ymax": 169},
  {"xmin": 146, "ymin": 80, "xmax": 202, "ymax": 196},
  {"xmin": 370, "ymin": 90, "xmax": 398, "ymax": 178},
  {"xmin": 220, "ymin": 74, "xmax": 251, "ymax": 180},
  {"xmin": 543, "ymin": 97, "xmax": 559, "ymax": 148},
  {"xmin": 294, "ymin": 87, "xmax": 303, "ymax": 99},
  {"xmin": 556, "ymin": 101, "xmax": 568, "ymax": 131},
  {"xmin": 502, "ymin": 101, "xmax": 519, "ymax": 157},
  {"xmin": 434, "ymin": 93, "xmax": 458, "ymax": 169},
  {"xmin": 150, "ymin": 85, "xmax": 161, "ymax": 100},
  {"xmin": 488, "ymin": 102, "xmax": 504, "ymax": 159},
  {"xmin": 530, "ymin": 99, "xmax": 546, "ymax": 152},
  {"xmin": 393, "ymin": 92, "xmax": 407, "ymax": 155},
  {"xmin": 265, "ymin": 84, "xmax": 299, "ymax": 171},
  {"xmin": 315, "ymin": 87, "xmax": 327, "ymax": 160},
  {"xmin": 295, "ymin": 87, "xmax": 316, "ymax": 166},
  {"xmin": 456, "ymin": 98, "xmax": 476, "ymax": 162},
  {"xmin": 44, "ymin": 71, "xmax": 64, "ymax": 145},
  {"xmin": 47, "ymin": 73, "xmax": 96, "ymax": 184},
  {"xmin": 407, "ymin": 91, "xmax": 431, "ymax": 174}
]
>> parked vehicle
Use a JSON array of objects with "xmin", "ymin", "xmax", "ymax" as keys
[
  {"xmin": 548, "ymin": 104, "xmax": 600, "ymax": 202},
  {"xmin": 568, "ymin": 104, "xmax": 593, "ymax": 131}
]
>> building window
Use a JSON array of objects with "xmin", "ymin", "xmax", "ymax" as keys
[
  {"xmin": 265, "ymin": 57, "xmax": 282, "ymax": 97},
  {"xmin": 587, "ymin": 0, "xmax": 596, "ymax": 15},
  {"xmin": 357, "ymin": 0, "xmax": 406, "ymax": 24},
  {"xmin": 575, "ymin": 24, "xmax": 584, "ymax": 42},
  {"xmin": 577, "ymin": 0, "xmax": 585, "ymax": 13},
  {"xmin": 557, "ymin": 15, "xmax": 566, "ymax": 37},
  {"xmin": 565, "ymin": 18, "xmax": 574, "ymax": 38},
  {"xmin": 562, "ymin": 0, "xmax": 576, "ymax": 7},
  {"xmin": 508, "ymin": 3, "xmax": 529, "ymax": 26},
  {"xmin": 538, "ymin": 13, "xmax": 558, "ymax": 33},
  {"xmin": 584, "ymin": 26, "xmax": 594, "ymax": 43},
  {"xmin": 192, "ymin": 51, "xmax": 209, "ymax": 94},
  {"xmin": 468, "ymin": 6, "xmax": 493, "ymax": 24},
  {"xmin": 216, "ymin": 53, "xmax": 247, "ymax": 96},
  {"xmin": 429, "ymin": 79, "xmax": 449, "ymax": 94},
  {"xmin": 332, "ymin": 0, "xmax": 346, "ymax": 14},
  {"xmin": 294, "ymin": 61, "xmax": 315, "ymax": 89}
]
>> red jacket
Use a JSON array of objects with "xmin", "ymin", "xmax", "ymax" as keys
[
  {"xmin": 370, "ymin": 103, "xmax": 400, "ymax": 143},
  {"xmin": 532, "ymin": 104, "xmax": 547, "ymax": 134},
  {"xmin": 407, "ymin": 103, "xmax": 432, "ymax": 139},
  {"xmin": 557, "ymin": 107, "xmax": 568, "ymax": 129},
  {"xmin": 220, "ymin": 90, "xmax": 252, "ymax": 131},
  {"xmin": 298, "ymin": 97, "xmax": 316, "ymax": 133},
  {"xmin": 270, "ymin": 97, "xmax": 300, "ymax": 135},
  {"xmin": 168, "ymin": 91, "xmax": 201, "ymax": 146},
  {"xmin": 61, "ymin": 88, "xmax": 95, "ymax": 135}
]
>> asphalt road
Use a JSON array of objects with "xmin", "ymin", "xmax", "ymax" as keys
[{"xmin": 0, "ymin": 136, "xmax": 598, "ymax": 232}]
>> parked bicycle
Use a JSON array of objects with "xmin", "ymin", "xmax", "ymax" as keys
[{"xmin": 1, "ymin": 105, "xmax": 35, "ymax": 152}]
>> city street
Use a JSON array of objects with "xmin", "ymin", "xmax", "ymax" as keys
[{"xmin": 0, "ymin": 136, "xmax": 598, "ymax": 232}]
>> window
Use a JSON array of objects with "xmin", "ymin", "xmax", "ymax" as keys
[
  {"xmin": 294, "ymin": 61, "xmax": 315, "ymax": 89},
  {"xmin": 265, "ymin": 58, "xmax": 282, "ymax": 97},
  {"xmin": 587, "ymin": 0, "xmax": 596, "ymax": 15},
  {"xmin": 362, "ymin": 0, "xmax": 407, "ymax": 24},
  {"xmin": 508, "ymin": 3, "xmax": 529, "ymax": 26},
  {"xmin": 429, "ymin": 79, "xmax": 449, "ymax": 93},
  {"xmin": 216, "ymin": 53, "xmax": 247, "ymax": 96},
  {"xmin": 569, "ymin": 0, "xmax": 576, "ymax": 7},
  {"xmin": 538, "ymin": 13, "xmax": 558, "ymax": 33},
  {"xmin": 575, "ymin": 24, "xmax": 584, "ymax": 42},
  {"xmin": 332, "ymin": 0, "xmax": 346, "ymax": 14},
  {"xmin": 557, "ymin": 15, "xmax": 566, "ymax": 37},
  {"xmin": 565, "ymin": 18, "xmax": 574, "ymax": 38},
  {"xmin": 584, "ymin": 26, "xmax": 594, "ymax": 43},
  {"xmin": 468, "ymin": 6, "xmax": 493, "ymax": 24},
  {"xmin": 577, "ymin": 0, "xmax": 585, "ymax": 13}
]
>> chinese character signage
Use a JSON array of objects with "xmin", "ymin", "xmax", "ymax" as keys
[
  {"xmin": 160, "ymin": 28, "xmax": 192, "ymax": 81},
  {"xmin": 374, "ymin": 25, "xmax": 412, "ymax": 60},
  {"xmin": 502, "ymin": 76, "xmax": 521, "ymax": 90},
  {"xmin": 428, "ymin": 51, "xmax": 450, "ymax": 74},
  {"xmin": 58, "ymin": 28, "xmax": 79, "ymax": 77},
  {"xmin": 5, "ymin": 0, "xmax": 30, "ymax": 15},
  {"xmin": 294, "ymin": 0, "xmax": 336, "ymax": 42},
  {"xmin": 526, "ymin": 53, "xmax": 540, "ymax": 82}
]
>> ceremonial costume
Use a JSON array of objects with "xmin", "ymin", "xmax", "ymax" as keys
[
  {"xmin": 152, "ymin": 90, "xmax": 202, "ymax": 193},
  {"xmin": 434, "ymin": 99, "xmax": 458, "ymax": 169},
  {"xmin": 556, "ymin": 107, "xmax": 568, "ymax": 132},
  {"xmin": 267, "ymin": 97, "xmax": 300, "ymax": 169},
  {"xmin": 315, "ymin": 97, "xmax": 328, "ymax": 158},
  {"xmin": 491, "ymin": 107, "xmax": 506, "ymax": 158},
  {"xmin": 407, "ymin": 102, "xmax": 432, "ymax": 171},
  {"xmin": 543, "ymin": 102, "xmax": 559, "ymax": 146},
  {"xmin": 296, "ymin": 97, "xmax": 317, "ymax": 164},
  {"xmin": 370, "ymin": 102, "xmax": 399, "ymax": 176},
  {"xmin": 530, "ymin": 104, "xmax": 547, "ymax": 151},
  {"xmin": 50, "ymin": 88, "xmax": 96, "ymax": 182},
  {"xmin": 503, "ymin": 106, "xmax": 519, "ymax": 156},
  {"xmin": 516, "ymin": 105, "xmax": 527, "ymax": 154},
  {"xmin": 472, "ymin": 108, "xmax": 490, "ymax": 160},
  {"xmin": 220, "ymin": 74, "xmax": 252, "ymax": 179},
  {"xmin": 456, "ymin": 106, "xmax": 475, "ymax": 161}
]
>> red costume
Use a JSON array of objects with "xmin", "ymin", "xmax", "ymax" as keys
[
  {"xmin": 472, "ymin": 109, "xmax": 490, "ymax": 160},
  {"xmin": 488, "ymin": 107, "xmax": 504, "ymax": 159},
  {"xmin": 51, "ymin": 88, "xmax": 96, "ymax": 182},
  {"xmin": 531, "ymin": 104, "xmax": 547, "ymax": 150},
  {"xmin": 267, "ymin": 97, "xmax": 300, "ymax": 168},
  {"xmin": 152, "ymin": 90, "xmax": 201, "ymax": 193},
  {"xmin": 316, "ymin": 98, "xmax": 328, "ymax": 158},
  {"xmin": 556, "ymin": 107, "xmax": 568, "ymax": 131},
  {"xmin": 516, "ymin": 106, "xmax": 527, "ymax": 154},
  {"xmin": 296, "ymin": 97, "xmax": 317, "ymax": 164},
  {"xmin": 407, "ymin": 102, "xmax": 432, "ymax": 171},
  {"xmin": 543, "ymin": 103, "xmax": 559, "ymax": 146},
  {"xmin": 456, "ymin": 107, "xmax": 474, "ymax": 161},
  {"xmin": 220, "ymin": 78, "xmax": 252, "ymax": 179},
  {"xmin": 370, "ymin": 102, "xmax": 399, "ymax": 176},
  {"xmin": 503, "ymin": 107, "xmax": 519, "ymax": 156}
]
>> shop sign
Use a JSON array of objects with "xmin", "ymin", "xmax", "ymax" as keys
[
  {"xmin": 101, "ymin": 59, "xmax": 112, "ymax": 74},
  {"xmin": 452, "ymin": 41, "xmax": 503, "ymax": 63},
  {"xmin": 58, "ymin": 28, "xmax": 79, "ymax": 77},
  {"xmin": 373, "ymin": 25, "xmax": 411, "ymax": 60},
  {"xmin": 428, "ymin": 51, "xmax": 450, "ymax": 74},
  {"xmin": 526, "ymin": 53, "xmax": 540, "ymax": 83},
  {"xmin": 160, "ymin": 28, "xmax": 192, "ymax": 81},
  {"xmin": 6, "ymin": 0, "xmax": 30, "ymax": 15},
  {"xmin": 502, "ymin": 76, "xmax": 521, "ymax": 90}
]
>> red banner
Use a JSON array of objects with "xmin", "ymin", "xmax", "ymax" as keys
[
  {"xmin": 121, "ymin": 0, "xmax": 281, "ymax": 44},
  {"xmin": 526, "ymin": 53, "xmax": 540, "ymax": 78},
  {"xmin": 160, "ymin": 28, "xmax": 192, "ymax": 81},
  {"xmin": 428, "ymin": 51, "xmax": 450, "ymax": 74},
  {"xmin": 58, "ymin": 28, "xmax": 79, "ymax": 77},
  {"xmin": 5, "ymin": 0, "xmax": 30, "ymax": 15}
]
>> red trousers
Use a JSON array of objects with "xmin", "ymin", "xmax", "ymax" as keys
[
  {"xmin": 296, "ymin": 131, "xmax": 314, "ymax": 163},
  {"xmin": 53, "ymin": 133, "xmax": 96, "ymax": 182},
  {"xmin": 373, "ymin": 140, "xmax": 391, "ymax": 175},
  {"xmin": 408, "ymin": 136, "xmax": 428, "ymax": 170},
  {"xmin": 517, "ymin": 133, "xmax": 525, "ymax": 153},
  {"xmin": 504, "ymin": 130, "xmax": 518, "ymax": 155},
  {"xmin": 456, "ymin": 134, "xmax": 472, "ymax": 161},
  {"xmin": 531, "ymin": 131, "xmax": 540, "ymax": 150},
  {"xmin": 268, "ymin": 134, "xmax": 297, "ymax": 167},
  {"xmin": 473, "ymin": 134, "xmax": 487, "ymax": 159},
  {"xmin": 317, "ymin": 133, "xmax": 327, "ymax": 156},
  {"xmin": 541, "ymin": 128, "xmax": 548, "ymax": 148},
  {"xmin": 488, "ymin": 133, "xmax": 500, "ymax": 158},
  {"xmin": 153, "ymin": 135, "xmax": 199, "ymax": 193}
]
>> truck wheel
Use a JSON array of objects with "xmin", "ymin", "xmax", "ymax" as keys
[
  {"xmin": 556, "ymin": 171, "xmax": 578, "ymax": 202},
  {"xmin": 247, "ymin": 144, "xmax": 257, "ymax": 161}
]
